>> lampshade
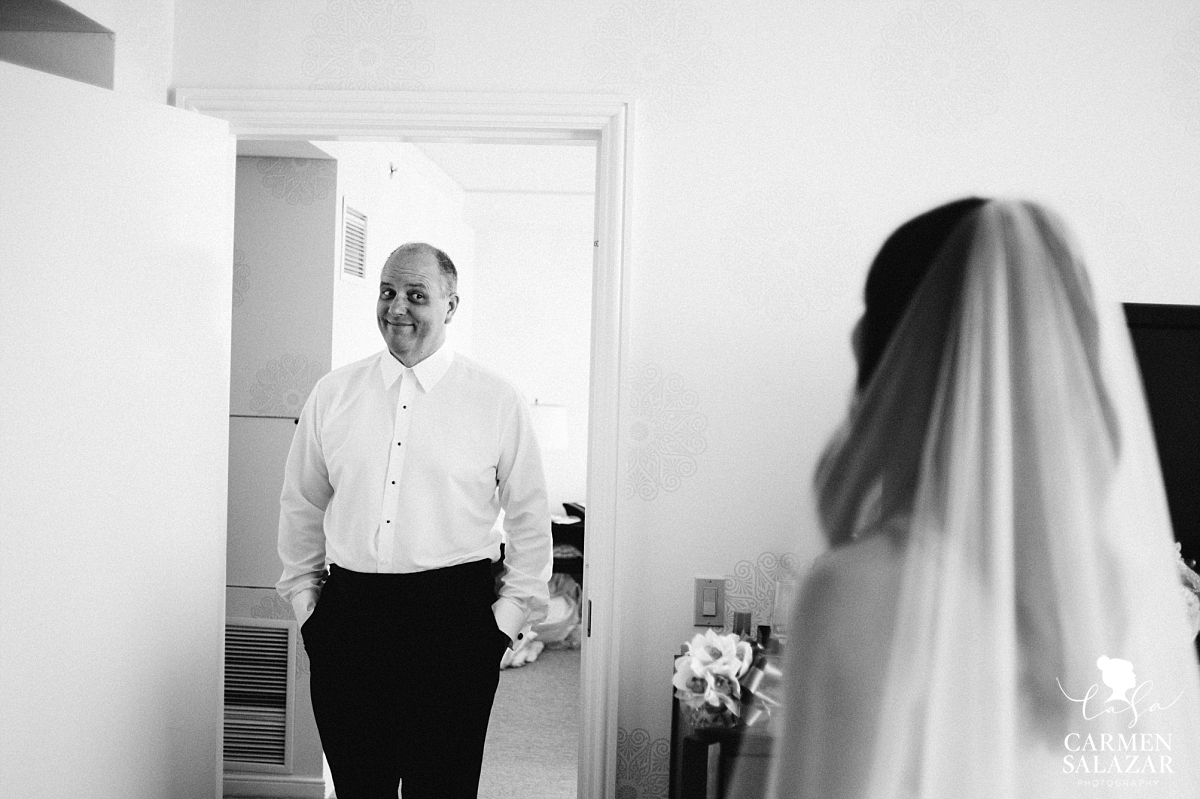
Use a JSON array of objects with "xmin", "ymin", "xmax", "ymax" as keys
[{"xmin": 530, "ymin": 400, "xmax": 569, "ymax": 451}]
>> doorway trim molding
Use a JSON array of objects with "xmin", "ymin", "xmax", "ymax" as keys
[{"xmin": 175, "ymin": 88, "xmax": 632, "ymax": 799}]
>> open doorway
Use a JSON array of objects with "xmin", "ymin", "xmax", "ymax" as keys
[
  {"xmin": 227, "ymin": 136, "xmax": 595, "ymax": 797},
  {"xmin": 187, "ymin": 87, "xmax": 633, "ymax": 799},
  {"xmin": 418, "ymin": 141, "xmax": 594, "ymax": 799}
]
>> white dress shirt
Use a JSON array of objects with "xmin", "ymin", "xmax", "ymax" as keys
[{"xmin": 277, "ymin": 345, "xmax": 552, "ymax": 643}]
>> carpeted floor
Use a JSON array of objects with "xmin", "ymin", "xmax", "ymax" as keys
[{"xmin": 477, "ymin": 647, "xmax": 581, "ymax": 799}]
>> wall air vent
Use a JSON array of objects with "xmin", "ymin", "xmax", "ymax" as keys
[
  {"xmin": 223, "ymin": 620, "xmax": 294, "ymax": 769},
  {"xmin": 342, "ymin": 202, "xmax": 367, "ymax": 281}
]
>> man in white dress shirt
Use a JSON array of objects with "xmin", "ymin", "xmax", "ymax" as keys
[{"xmin": 277, "ymin": 242, "xmax": 553, "ymax": 799}]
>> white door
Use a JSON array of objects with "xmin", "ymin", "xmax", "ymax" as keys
[{"xmin": 0, "ymin": 61, "xmax": 235, "ymax": 799}]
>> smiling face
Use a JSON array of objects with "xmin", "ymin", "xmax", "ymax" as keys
[{"xmin": 376, "ymin": 247, "xmax": 458, "ymax": 367}]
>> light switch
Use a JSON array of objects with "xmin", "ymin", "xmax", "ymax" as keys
[{"xmin": 694, "ymin": 578, "xmax": 725, "ymax": 627}]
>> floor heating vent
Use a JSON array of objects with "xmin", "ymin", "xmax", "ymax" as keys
[{"xmin": 224, "ymin": 619, "xmax": 295, "ymax": 771}]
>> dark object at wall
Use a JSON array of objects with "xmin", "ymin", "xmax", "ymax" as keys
[
  {"xmin": 1125, "ymin": 302, "xmax": 1200, "ymax": 664},
  {"xmin": 552, "ymin": 503, "xmax": 585, "ymax": 590},
  {"xmin": 1124, "ymin": 303, "xmax": 1200, "ymax": 564}
]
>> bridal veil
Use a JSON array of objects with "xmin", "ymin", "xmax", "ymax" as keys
[{"xmin": 767, "ymin": 199, "xmax": 1200, "ymax": 798}]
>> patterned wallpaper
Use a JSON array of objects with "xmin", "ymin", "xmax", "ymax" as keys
[
  {"xmin": 255, "ymin": 157, "xmax": 336, "ymax": 206},
  {"xmin": 248, "ymin": 354, "xmax": 324, "ymax": 417},
  {"xmin": 1164, "ymin": 14, "xmax": 1200, "ymax": 136},
  {"xmin": 624, "ymin": 363, "xmax": 708, "ymax": 501},
  {"xmin": 230, "ymin": 156, "xmax": 335, "ymax": 418},
  {"xmin": 723, "ymin": 551, "xmax": 805, "ymax": 631},
  {"xmin": 717, "ymin": 182, "xmax": 859, "ymax": 317},
  {"xmin": 176, "ymin": 0, "xmax": 1193, "ymax": 142},
  {"xmin": 616, "ymin": 727, "xmax": 671, "ymax": 799},
  {"xmin": 304, "ymin": 0, "xmax": 434, "ymax": 90},
  {"xmin": 871, "ymin": 1, "xmax": 1010, "ymax": 130},
  {"xmin": 584, "ymin": 0, "xmax": 723, "ymax": 131},
  {"xmin": 231, "ymin": 247, "xmax": 250, "ymax": 308}
]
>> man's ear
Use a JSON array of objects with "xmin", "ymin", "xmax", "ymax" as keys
[{"xmin": 444, "ymin": 293, "xmax": 459, "ymax": 324}]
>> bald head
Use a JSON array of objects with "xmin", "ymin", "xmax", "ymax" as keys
[{"xmin": 385, "ymin": 243, "xmax": 457, "ymax": 297}]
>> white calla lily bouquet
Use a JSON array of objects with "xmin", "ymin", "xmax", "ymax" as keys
[{"xmin": 673, "ymin": 629, "xmax": 754, "ymax": 726}]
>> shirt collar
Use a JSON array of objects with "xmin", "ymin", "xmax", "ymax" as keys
[{"xmin": 379, "ymin": 344, "xmax": 454, "ymax": 392}]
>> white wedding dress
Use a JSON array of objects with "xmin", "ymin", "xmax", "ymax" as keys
[{"xmin": 764, "ymin": 200, "xmax": 1200, "ymax": 798}]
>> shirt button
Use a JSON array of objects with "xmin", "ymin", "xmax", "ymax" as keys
[{"xmin": 517, "ymin": 633, "xmax": 524, "ymax": 640}]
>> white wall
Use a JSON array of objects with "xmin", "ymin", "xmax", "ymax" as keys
[
  {"xmin": 0, "ymin": 60, "xmax": 233, "ymax": 798},
  {"xmin": 465, "ymin": 191, "xmax": 594, "ymax": 512},
  {"xmin": 64, "ymin": 0, "xmax": 174, "ymax": 102},
  {"xmin": 319, "ymin": 140, "xmax": 476, "ymax": 368},
  {"xmin": 169, "ymin": 3, "xmax": 1200, "ymax": 796}
]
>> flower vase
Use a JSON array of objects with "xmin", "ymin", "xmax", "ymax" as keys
[{"xmin": 682, "ymin": 703, "xmax": 737, "ymax": 733}]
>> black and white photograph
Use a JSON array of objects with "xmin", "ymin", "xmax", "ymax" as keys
[{"xmin": 3, "ymin": 2, "xmax": 1200, "ymax": 798}]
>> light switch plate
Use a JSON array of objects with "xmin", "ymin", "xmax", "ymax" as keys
[{"xmin": 693, "ymin": 578, "xmax": 725, "ymax": 627}]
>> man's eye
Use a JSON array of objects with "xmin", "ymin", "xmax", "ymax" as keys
[
  {"xmin": 408, "ymin": 292, "xmax": 425, "ymax": 302},
  {"xmin": 380, "ymin": 290, "xmax": 393, "ymax": 299}
]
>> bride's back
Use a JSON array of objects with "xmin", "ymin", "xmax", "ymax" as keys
[
  {"xmin": 775, "ymin": 528, "xmax": 905, "ymax": 799},
  {"xmin": 769, "ymin": 198, "xmax": 1200, "ymax": 798}
]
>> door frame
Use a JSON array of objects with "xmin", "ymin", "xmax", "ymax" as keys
[{"xmin": 175, "ymin": 88, "xmax": 633, "ymax": 799}]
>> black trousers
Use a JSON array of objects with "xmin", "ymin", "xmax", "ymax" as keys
[{"xmin": 302, "ymin": 561, "xmax": 509, "ymax": 799}]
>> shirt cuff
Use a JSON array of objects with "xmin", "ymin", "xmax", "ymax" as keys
[
  {"xmin": 492, "ymin": 597, "xmax": 526, "ymax": 646},
  {"xmin": 290, "ymin": 588, "xmax": 320, "ymax": 626}
]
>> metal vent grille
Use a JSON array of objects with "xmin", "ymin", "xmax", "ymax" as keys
[
  {"xmin": 224, "ymin": 623, "xmax": 290, "ymax": 766},
  {"xmin": 342, "ymin": 204, "xmax": 367, "ymax": 280}
]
